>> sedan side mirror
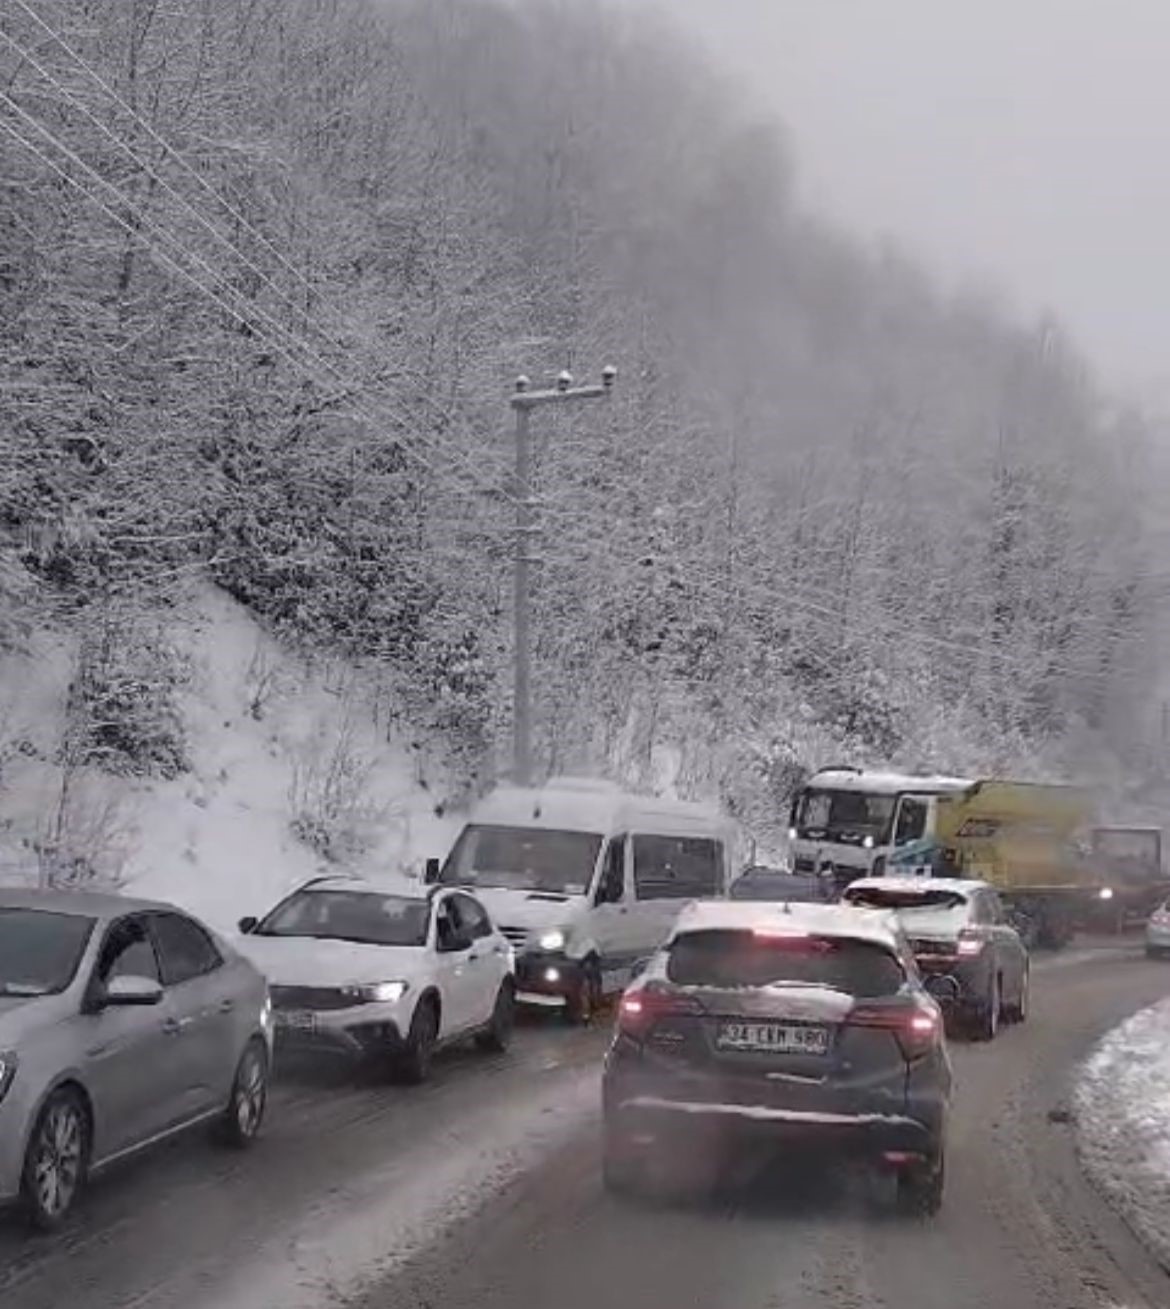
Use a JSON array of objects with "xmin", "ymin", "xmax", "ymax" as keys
[
  {"xmin": 423, "ymin": 857, "xmax": 441, "ymax": 886},
  {"xmin": 238, "ymin": 916, "xmax": 258, "ymax": 935},
  {"xmin": 924, "ymin": 974, "xmax": 960, "ymax": 1006},
  {"xmin": 437, "ymin": 926, "xmax": 472, "ymax": 954},
  {"xmin": 105, "ymin": 975, "xmax": 164, "ymax": 1007}
]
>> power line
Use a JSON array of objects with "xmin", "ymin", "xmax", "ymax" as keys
[
  {"xmin": 0, "ymin": 88, "xmax": 514, "ymax": 512},
  {"xmin": 0, "ymin": 4, "xmax": 515, "ymax": 482}
]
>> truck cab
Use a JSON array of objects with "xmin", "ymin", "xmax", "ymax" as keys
[{"xmin": 788, "ymin": 768, "xmax": 972, "ymax": 892}]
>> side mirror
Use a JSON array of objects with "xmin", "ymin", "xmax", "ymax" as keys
[
  {"xmin": 924, "ymin": 974, "xmax": 960, "ymax": 1006},
  {"xmin": 423, "ymin": 857, "xmax": 442, "ymax": 886},
  {"xmin": 238, "ymin": 916, "xmax": 258, "ymax": 935},
  {"xmin": 104, "ymin": 975, "xmax": 164, "ymax": 1007},
  {"xmin": 437, "ymin": 924, "xmax": 472, "ymax": 954}
]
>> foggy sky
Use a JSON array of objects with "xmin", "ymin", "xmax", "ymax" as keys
[{"xmin": 643, "ymin": 0, "xmax": 1170, "ymax": 401}]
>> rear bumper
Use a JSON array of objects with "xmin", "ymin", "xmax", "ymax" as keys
[
  {"xmin": 606, "ymin": 1094, "xmax": 939, "ymax": 1159},
  {"xmin": 914, "ymin": 955, "xmax": 989, "ymax": 1005}
]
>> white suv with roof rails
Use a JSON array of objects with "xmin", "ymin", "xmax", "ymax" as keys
[{"xmin": 237, "ymin": 876, "xmax": 515, "ymax": 1082}]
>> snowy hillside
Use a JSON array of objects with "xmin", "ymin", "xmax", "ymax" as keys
[{"xmin": 0, "ymin": 585, "xmax": 461, "ymax": 930}]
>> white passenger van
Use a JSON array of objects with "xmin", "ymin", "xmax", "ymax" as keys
[{"xmin": 425, "ymin": 777, "xmax": 739, "ymax": 1022}]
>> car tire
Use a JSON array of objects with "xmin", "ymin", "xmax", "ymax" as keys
[
  {"xmin": 1004, "ymin": 966, "xmax": 1029, "ymax": 1024},
  {"xmin": 475, "ymin": 980, "xmax": 516, "ymax": 1053},
  {"xmin": 394, "ymin": 996, "xmax": 439, "ymax": 1084},
  {"xmin": 21, "ymin": 1086, "xmax": 90, "ymax": 1232},
  {"xmin": 602, "ymin": 1128, "xmax": 647, "ymax": 1199},
  {"xmin": 972, "ymin": 974, "xmax": 1001, "ymax": 1041},
  {"xmin": 896, "ymin": 1149, "xmax": 945, "ymax": 1217},
  {"xmin": 218, "ymin": 1039, "xmax": 269, "ymax": 1148},
  {"xmin": 564, "ymin": 959, "xmax": 602, "ymax": 1026}
]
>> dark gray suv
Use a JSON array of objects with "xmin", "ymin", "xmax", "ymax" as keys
[{"xmin": 602, "ymin": 900, "xmax": 954, "ymax": 1214}]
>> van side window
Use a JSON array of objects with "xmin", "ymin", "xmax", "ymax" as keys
[
  {"xmin": 633, "ymin": 835, "xmax": 721, "ymax": 901},
  {"xmin": 596, "ymin": 837, "xmax": 626, "ymax": 905}
]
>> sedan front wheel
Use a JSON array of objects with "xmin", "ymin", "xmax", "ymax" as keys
[
  {"xmin": 22, "ymin": 1087, "xmax": 89, "ymax": 1231},
  {"xmin": 218, "ymin": 1039, "xmax": 269, "ymax": 1148}
]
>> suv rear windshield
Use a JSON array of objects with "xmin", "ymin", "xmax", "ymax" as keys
[
  {"xmin": 843, "ymin": 887, "xmax": 967, "ymax": 912},
  {"xmin": 666, "ymin": 929, "xmax": 905, "ymax": 997}
]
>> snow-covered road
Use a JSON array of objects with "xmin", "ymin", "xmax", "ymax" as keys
[
  {"xmin": 1, "ymin": 943, "xmax": 1168, "ymax": 1309},
  {"xmin": 1076, "ymin": 987, "xmax": 1170, "ymax": 1272}
]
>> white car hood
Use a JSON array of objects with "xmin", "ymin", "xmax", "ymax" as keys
[
  {"xmin": 457, "ymin": 887, "xmax": 586, "ymax": 936},
  {"xmin": 236, "ymin": 935, "xmax": 427, "ymax": 988}
]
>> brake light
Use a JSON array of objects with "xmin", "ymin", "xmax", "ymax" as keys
[
  {"xmin": 846, "ymin": 1003, "xmax": 941, "ymax": 1060},
  {"xmin": 956, "ymin": 931, "xmax": 985, "ymax": 958},
  {"xmin": 617, "ymin": 986, "xmax": 704, "ymax": 1037}
]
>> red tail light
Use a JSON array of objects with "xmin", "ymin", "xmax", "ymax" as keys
[
  {"xmin": 956, "ymin": 930, "xmax": 985, "ymax": 958},
  {"xmin": 846, "ymin": 1003, "xmax": 941, "ymax": 1060},
  {"xmin": 617, "ymin": 985, "xmax": 705, "ymax": 1037}
]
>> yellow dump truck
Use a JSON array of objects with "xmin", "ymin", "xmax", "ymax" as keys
[
  {"xmin": 790, "ymin": 767, "xmax": 1158, "ymax": 945},
  {"xmin": 930, "ymin": 780, "xmax": 1098, "ymax": 947}
]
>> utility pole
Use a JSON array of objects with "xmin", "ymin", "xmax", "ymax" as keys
[{"xmin": 510, "ymin": 365, "xmax": 617, "ymax": 785}]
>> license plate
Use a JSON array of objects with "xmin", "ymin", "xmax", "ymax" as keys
[
  {"xmin": 715, "ymin": 1021, "xmax": 829, "ymax": 1055},
  {"xmin": 276, "ymin": 1010, "xmax": 317, "ymax": 1034}
]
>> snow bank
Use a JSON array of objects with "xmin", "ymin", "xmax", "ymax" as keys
[
  {"xmin": 1075, "ymin": 997, "xmax": 1170, "ymax": 1270},
  {"xmin": 0, "ymin": 584, "xmax": 463, "ymax": 932}
]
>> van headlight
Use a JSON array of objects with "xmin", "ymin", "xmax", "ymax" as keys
[{"xmin": 538, "ymin": 929, "xmax": 566, "ymax": 952}]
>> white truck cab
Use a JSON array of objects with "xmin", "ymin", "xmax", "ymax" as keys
[
  {"xmin": 788, "ymin": 767, "xmax": 972, "ymax": 892},
  {"xmin": 426, "ymin": 777, "xmax": 738, "ymax": 1022}
]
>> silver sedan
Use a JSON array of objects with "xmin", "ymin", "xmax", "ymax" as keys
[{"xmin": 0, "ymin": 887, "xmax": 273, "ymax": 1229}]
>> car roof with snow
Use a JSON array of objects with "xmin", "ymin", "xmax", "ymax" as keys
[
  {"xmin": 467, "ymin": 776, "xmax": 730, "ymax": 837},
  {"xmin": 295, "ymin": 874, "xmax": 425, "ymax": 899},
  {"xmin": 0, "ymin": 885, "xmax": 178, "ymax": 918},
  {"xmin": 668, "ymin": 899, "xmax": 903, "ymax": 950},
  {"xmin": 844, "ymin": 876, "xmax": 988, "ymax": 899},
  {"xmin": 807, "ymin": 768, "xmax": 973, "ymax": 796}
]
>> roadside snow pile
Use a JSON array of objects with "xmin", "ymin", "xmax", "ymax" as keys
[
  {"xmin": 1075, "ymin": 997, "xmax": 1170, "ymax": 1269},
  {"xmin": 0, "ymin": 584, "xmax": 461, "ymax": 931}
]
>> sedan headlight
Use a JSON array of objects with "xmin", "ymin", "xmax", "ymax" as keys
[
  {"xmin": 342, "ymin": 980, "xmax": 409, "ymax": 1004},
  {"xmin": 0, "ymin": 1051, "xmax": 17, "ymax": 1103},
  {"xmin": 538, "ymin": 929, "xmax": 566, "ymax": 952}
]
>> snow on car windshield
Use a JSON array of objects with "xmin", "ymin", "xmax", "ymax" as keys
[
  {"xmin": 844, "ymin": 888, "xmax": 968, "ymax": 913},
  {"xmin": 0, "ymin": 908, "xmax": 95, "ymax": 995},
  {"xmin": 258, "ymin": 891, "xmax": 430, "ymax": 947},
  {"xmin": 440, "ymin": 825, "xmax": 601, "ymax": 895}
]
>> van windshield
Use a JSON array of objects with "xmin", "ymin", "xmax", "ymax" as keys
[{"xmin": 439, "ymin": 825, "xmax": 602, "ymax": 896}]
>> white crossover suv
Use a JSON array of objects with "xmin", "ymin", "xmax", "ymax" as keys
[{"xmin": 237, "ymin": 877, "xmax": 516, "ymax": 1082}]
